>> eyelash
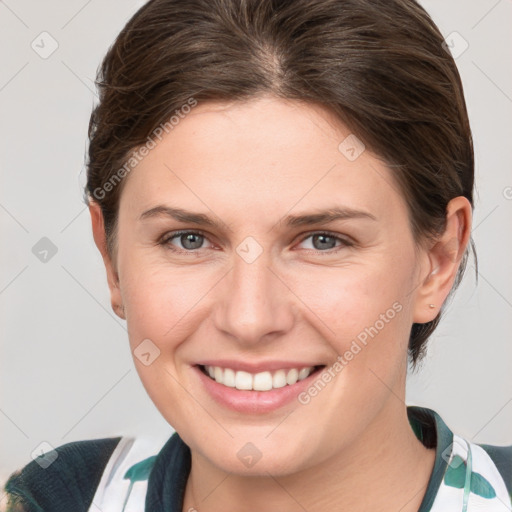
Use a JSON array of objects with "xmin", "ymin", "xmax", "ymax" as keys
[{"xmin": 159, "ymin": 230, "xmax": 354, "ymax": 255}]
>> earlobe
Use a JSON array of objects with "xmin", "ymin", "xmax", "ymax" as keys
[
  {"xmin": 412, "ymin": 196, "xmax": 472, "ymax": 324},
  {"xmin": 88, "ymin": 200, "xmax": 125, "ymax": 320}
]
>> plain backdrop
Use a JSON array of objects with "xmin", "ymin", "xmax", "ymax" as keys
[{"xmin": 1, "ymin": 0, "xmax": 511, "ymax": 483}]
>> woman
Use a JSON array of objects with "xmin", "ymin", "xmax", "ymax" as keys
[{"xmin": 3, "ymin": 0, "xmax": 511, "ymax": 511}]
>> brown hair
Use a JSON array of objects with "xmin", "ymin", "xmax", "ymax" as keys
[{"xmin": 85, "ymin": 0, "xmax": 476, "ymax": 368}]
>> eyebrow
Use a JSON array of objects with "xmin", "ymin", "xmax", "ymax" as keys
[{"xmin": 139, "ymin": 205, "xmax": 376, "ymax": 228}]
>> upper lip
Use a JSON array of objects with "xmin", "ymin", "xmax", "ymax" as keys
[{"xmin": 195, "ymin": 360, "xmax": 325, "ymax": 373}]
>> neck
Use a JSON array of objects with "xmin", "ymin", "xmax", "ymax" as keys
[{"xmin": 182, "ymin": 401, "xmax": 435, "ymax": 512}]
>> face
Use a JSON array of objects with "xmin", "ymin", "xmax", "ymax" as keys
[{"xmin": 102, "ymin": 96, "xmax": 434, "ymax": 475}]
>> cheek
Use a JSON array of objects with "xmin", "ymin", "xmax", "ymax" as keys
[
  {"xmin": 118, "ymin": 254, "xmax": 210, "ymax": 428},
  {"xmin": 120, "ymin": 251, "xmax": 208, "ymax": 347},
  {"xmin": 288, "ymin": 259, "xmax": 412, "ymax": 350}
]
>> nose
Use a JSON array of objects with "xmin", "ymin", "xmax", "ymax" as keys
[{"xmin": 213, "ymin": 246, "xmax": 295, "ymax": 346}]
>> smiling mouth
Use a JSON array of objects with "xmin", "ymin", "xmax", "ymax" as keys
[{"xmin": 198, "ymin": 364, "xmax": 325, "ymax": 391}]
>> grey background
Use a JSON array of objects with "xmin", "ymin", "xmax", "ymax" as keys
[{"xmin": 1, "ymin": 0, "xmax": 511, "ymax": 484}]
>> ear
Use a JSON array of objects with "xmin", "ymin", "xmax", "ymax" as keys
[
  {"xmin": 412, "ymin": 196, "xmax": 472, "ymax": 324},
  {"xmin": 89, "ymin": 200, "xmax": 125, "ymax": 320}
]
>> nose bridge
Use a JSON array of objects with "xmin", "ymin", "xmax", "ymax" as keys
[{"xmin": 214, "ymin": 245, "xmax": 293, "ymax": 344}]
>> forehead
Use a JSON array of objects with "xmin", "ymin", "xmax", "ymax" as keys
[{"xmin": 119, "ymin": 96, "xmax": 408, "ymax": 227}]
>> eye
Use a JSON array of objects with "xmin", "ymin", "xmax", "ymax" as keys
[
  {"xmin": 160, "ymin": 230, "xmax": 213, "ymax": 252},
  {"xmin": 159, "ymin": 230, "xmax": 353, "ymax": 254},
  {"xmin": 297, "ymin": 232, "xmax": 353, "ymax": 253}
]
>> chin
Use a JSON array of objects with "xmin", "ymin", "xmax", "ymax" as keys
[{"xmin": 209, "ymin": 447, "xmax": 307, "ymax": 477}]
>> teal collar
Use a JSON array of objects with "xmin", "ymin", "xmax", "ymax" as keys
[{"xmin": 408, "ymin": 405, "xmax": 454, "ymax": 512}]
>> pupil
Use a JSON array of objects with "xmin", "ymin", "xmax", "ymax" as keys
[
  {"xmin": 182, "ymin": 233, "xmax": 202, "ymax": 250},
  {"xmin": 314, "ymin": 234, "xmax": 335, "ymax": 250}
]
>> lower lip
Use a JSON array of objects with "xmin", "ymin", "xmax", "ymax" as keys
[{"xmin": 194, "ymin": 365, "xmax": 324, "ymax": 414}]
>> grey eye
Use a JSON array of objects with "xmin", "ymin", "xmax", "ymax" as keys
[
  {"xmin": 300, "ymin": 233, "xmax": 343, "ymax": 251},
  {"xmin": 177, "ymin": 232, "xmax": 205, "ymax": 250}
]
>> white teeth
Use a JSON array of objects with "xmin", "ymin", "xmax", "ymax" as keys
[
  {"xmin": 203, "ymin": 365, "xmax": 316, "ymax": 391},
  {"xmin": 286, "ymin": 368, "xmax": 299, "ymax": 385},
  {"xmin": 253, "ymin": 371, "xmax": 273, "ymax": 391},
  {"xmin": 235, "ymin": 371, "xmax": 253, "ymax": 390},
  {"xmin": 272, "ymin": 370, "xmax": 287, "ymax": 388},
  {"xmin": 223, "ymin": 368, "xmax": 236, "ymax": 387},
  {"xmin": 298, "ymin": 368, "xmax": 310, "ymax": 381}
]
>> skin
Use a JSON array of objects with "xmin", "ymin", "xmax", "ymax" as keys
[{"xmin": 90, "ymin": 95, "xmax": 472, "ymax": 512}]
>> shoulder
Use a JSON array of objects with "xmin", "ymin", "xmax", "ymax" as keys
[
  {"xmin": 477, "ymin": 441, "xmax": 512, "ymax": 497},
  {"xmin": 440, "ymin": 431, "xmax": 512, "ymax": 510},
  {"xmin": 407, "ymin": 406, "xmax": 512, "ymax": 510},
  {"xmin": 2, "ymin": 436, "xmax": 122, "ymax": 512},
  {"xmin": 91, "ymin": 434, "xmax": 173, "ymax": 511}
]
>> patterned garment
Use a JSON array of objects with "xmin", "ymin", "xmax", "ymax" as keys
[{"xmin": 4, "ymin": 406, "xmax": 512, "ymax": 511}]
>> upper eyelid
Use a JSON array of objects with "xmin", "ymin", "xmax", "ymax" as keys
[{"xmin": 161, "ymin": 229, "xmax": 210, "ymax": 244}]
